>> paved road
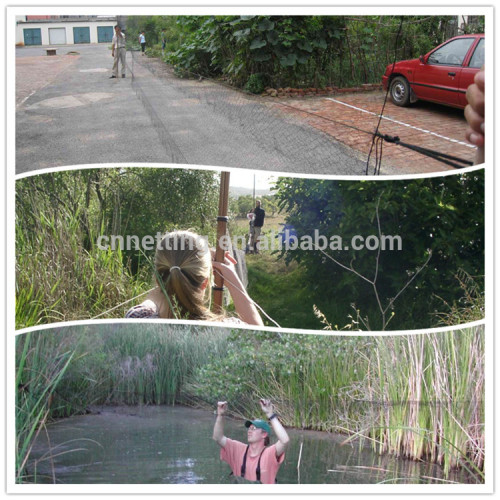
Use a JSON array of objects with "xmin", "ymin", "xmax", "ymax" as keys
[
  {"xmin": 16, "ymin": 44, "xmax": 169, "ymax": 172},
  {"xmin": 16, "ymin": 44, "xmax": 368, "ymax": 175}
]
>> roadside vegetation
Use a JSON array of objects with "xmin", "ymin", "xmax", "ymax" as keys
[
  {"xmin": 16, "ymin": 321, "xmax": 484, "ymax": 482},
  {"xmin": 125, "ymin": 15, "xmax": 484, "ymax": 91}
]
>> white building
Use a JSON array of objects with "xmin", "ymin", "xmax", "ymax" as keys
[{"xmin": 16, "ymin": 16, "xmax": 117, "ymax": 46}]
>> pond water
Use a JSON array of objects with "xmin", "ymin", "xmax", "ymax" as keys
[{"xmin": 27, "ymin": 405, "xmax": 478, "ymax": 484}]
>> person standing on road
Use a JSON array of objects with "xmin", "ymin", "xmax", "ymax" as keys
[
  {"xmin": 213, "ymin": 399, "xmax": 289, "ymax": 484},
  {"xmin": 251, "ymin": 200, "xmax": 265, "ymax": 254},
  {"xmin": 139, "ymin": 31, "xmax": 146, "ymax": 55},
  {"xmin": 161, "ymin": 28, "xmax": 167, "ymax": 56},
  {"xmin": 110, "ymin": 25, "xmax": 126, "ymax": 79}
]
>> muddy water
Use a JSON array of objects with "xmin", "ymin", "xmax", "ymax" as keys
[{"xmin": 27, "ymin": 405, "xmax": 478, "ymax": 484}]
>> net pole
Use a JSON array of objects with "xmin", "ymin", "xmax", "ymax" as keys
[
  {"xmin": 253, "ymin": 174, "xmax": 256, "ymax": 207},
  {"xmin": 213, "ymin": 171, "xmax": 231, "ymax": 313}
]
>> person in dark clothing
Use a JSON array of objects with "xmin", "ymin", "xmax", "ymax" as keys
[
  {"xmin": 161, "ymin": 28, "xmax": 166, "ymax": 56},
  {"xmin": 251, "ymin": 200, "xmax": 265, "ymax": 254}
]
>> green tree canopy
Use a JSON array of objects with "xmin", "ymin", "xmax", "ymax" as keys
[{"xmin": 273, "ymin": 172, "xmax": 484, "ymax": 330}]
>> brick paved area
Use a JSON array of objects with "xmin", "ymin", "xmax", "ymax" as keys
[
  {"xmin": 16, "ymin": 55, "xmax": 80, "ymax": 107},
  {"xmin": 275, "ymin": 91, "xmax": 477, "ymax": 174}
]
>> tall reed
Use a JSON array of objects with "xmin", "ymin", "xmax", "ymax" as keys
[
  {"xmin": 366, "ymin": 327, "xmax": 484, "ymax": 477},
  {"xmin": 16, "ymin": 332, "xmax": 75, "ymax": 482},
  {"xmin": 23, "ymin": 324, "xmax": 231, "ymax": 416},
  {"xmin": 16, "ymin": 206, "xmax": 148, "ymax": 329}
]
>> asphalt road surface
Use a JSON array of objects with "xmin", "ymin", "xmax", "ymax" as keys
[{"xmin": 16, "ymin": 44, "xmax": 368, "ymax": 176}]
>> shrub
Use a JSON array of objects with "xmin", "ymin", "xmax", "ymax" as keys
[{"xmin": 244, "ymin": 74, "xmax": 267, "ymax": 94}]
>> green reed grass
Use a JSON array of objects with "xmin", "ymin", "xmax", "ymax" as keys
[
  {"xmin": 16, "ymin": 332, "xmax": 75, "ymax": 482},
  {"xmin": 16, "ymin": 206, "xmax": 149, "ymax": 329},
  {"xmin": 365, "ymin": 327, "xmax": 484, "ymax": 478},
  {"xmin": 29, "ymin": 324, "xmax": 231, "ymax": 414}
]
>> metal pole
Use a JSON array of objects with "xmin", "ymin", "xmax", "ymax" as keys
[
  {"xmin": 213, "ymin": 171, "xmax": 230, "ymax": 313},
  {"xmin": 253, "ymin": 174, "xmax": 256, "ymax": 208}
]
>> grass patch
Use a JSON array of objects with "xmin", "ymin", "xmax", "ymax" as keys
[{"xmin": 246, "ymin": 253, "xmax": 322, "ymax": 330}]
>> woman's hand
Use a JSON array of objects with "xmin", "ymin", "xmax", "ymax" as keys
[
  {"xmin": 211, "ymin": 250, "xmax": 263, "ymax": 326},
  {"xmin": 211, "ymin": 250, "xmax": 239, "ymax": 285}
]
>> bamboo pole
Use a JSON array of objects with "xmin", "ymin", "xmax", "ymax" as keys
[{"xmin": 213, "ymin": 171, "xmax": 230, "ymax": 313}]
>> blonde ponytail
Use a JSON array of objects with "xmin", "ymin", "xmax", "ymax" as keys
[{"xmin": 151, "ymin": 231, "xmax": 222, "ymax": 320}]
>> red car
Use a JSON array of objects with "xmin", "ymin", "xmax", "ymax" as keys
[{"xmin": 382, "ymin": 34, "xmax": 484, "ymax": 108}]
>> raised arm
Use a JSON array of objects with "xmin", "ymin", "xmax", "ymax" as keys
[
  {"xmin": 212, "ymin": 401, "xmax": 228, "ymax": 448},
  {"xmin": 260, "ymin": 399, "xmax": 290, "ymax": 457},
  {"xmin": 212, "ymin": 252, "xmax": 263, "ymax": 326}
]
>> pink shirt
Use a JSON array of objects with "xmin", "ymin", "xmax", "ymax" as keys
[{"xmin": 220, "ymin": 438, "xmax": 285, "ymax": 484}]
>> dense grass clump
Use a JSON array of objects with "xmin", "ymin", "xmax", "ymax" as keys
[
  {"xmin": 16, "ymin": 332, "xmax": 76, "ymax": 482},
  {"xmin": 369, "ymin": 329, "xmax": 484, "ymax": 477},
  {"xmin": 15, "ymin": 204, "xmax": 149, "ymax": 329}
]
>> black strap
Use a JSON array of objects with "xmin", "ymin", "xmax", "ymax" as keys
[
  {"xmin": 240, "ymin": 445, "xmax": 249, "ymax": 478},
  {"xmin": 240, "ymin": 445, "xmax": 266, "ymax": 482}
]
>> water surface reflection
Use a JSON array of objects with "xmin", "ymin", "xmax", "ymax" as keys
[{"xmin": 28, "ymin": 405, "xmax": 478, "ymax": 484}]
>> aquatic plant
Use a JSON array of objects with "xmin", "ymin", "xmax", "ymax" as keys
[
  {"xmin": 31, "ymin": 324, "xmax": 231, "ymax": 412},
  {"xmin": 366, "ymin": 328, "xmax": 484, "ymax": 478},
  {"xmin": 15, "ymin": 332, "xmax": 75, "ymax": 482}
]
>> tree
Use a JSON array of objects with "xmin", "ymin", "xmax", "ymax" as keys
[{"xmin": 274, "ymin": 172, "xmax": 484, "ymax": 330}]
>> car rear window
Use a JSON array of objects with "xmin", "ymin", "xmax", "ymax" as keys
[
  {"xmin": 468, "ymin": 38, "xmax": 484, "ymax": 68},
  {"xmin": 428, "ymin": 38, "xmax": 475, "ymax": 66}
]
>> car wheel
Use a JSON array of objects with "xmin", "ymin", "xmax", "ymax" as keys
[{"xmin": 390, "ymin": 76, "xmax": 411, "ymax": 106}]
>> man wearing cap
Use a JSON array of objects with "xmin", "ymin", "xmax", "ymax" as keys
[{"xmin": 213, "ymin": 399, "xmax": 290, "ymax": 484}]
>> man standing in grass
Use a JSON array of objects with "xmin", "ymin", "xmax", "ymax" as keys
[
  {"xmin": 251, "ymin": 199, "xmax": 265, "ymax": 254},
  {"xmin": 110, "ymin": 25, "xmax": 126, "ymax": 79},
  {"xmin": 213, "ymin": 399, "xmax": 289, "ymax": 484}
]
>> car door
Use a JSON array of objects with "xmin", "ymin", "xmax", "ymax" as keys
[
  {"xmin": 412, "ymin": 37, "xmax": 476, "ymax": 107},
  {"xmin": 457, "ymin": 37, "xmax": 484, "ymax": 108}
]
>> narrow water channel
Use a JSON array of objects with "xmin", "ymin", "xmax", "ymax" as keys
[{"xmin": 27, "ymin": 405, "xmax": 478, "ymax": 484}]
